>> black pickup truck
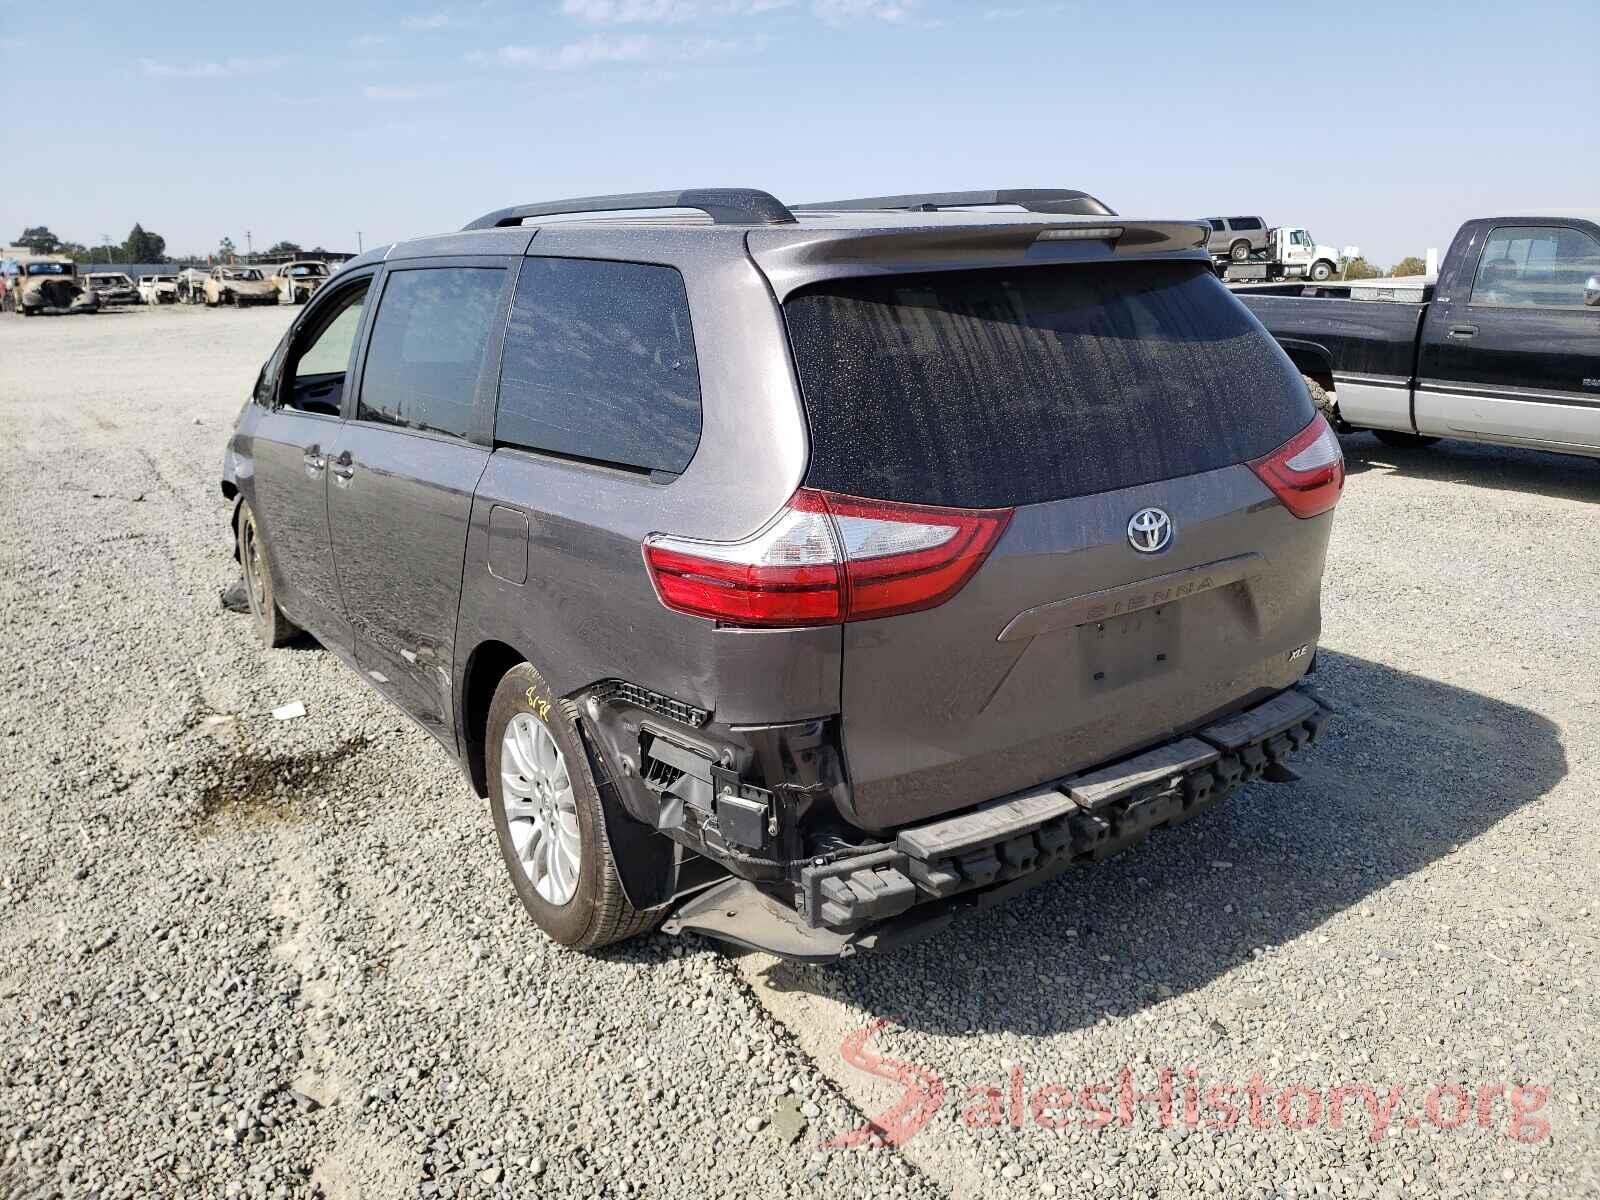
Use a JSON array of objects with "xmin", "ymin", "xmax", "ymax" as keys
[{"xmin": 1237, "ymin": 215, "xmax": 1600, "ymax": 457}]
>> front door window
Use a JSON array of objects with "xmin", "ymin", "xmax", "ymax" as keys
[
  {"xmin": 286, "ymin": 283, "xmax": 369, "ymax": 415},
  {"xmin": 1470, "ymin": 226, "xmax": 1600, "ymax": 309}
]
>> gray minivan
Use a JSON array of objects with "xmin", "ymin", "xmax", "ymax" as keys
[{"xmin": 223, "ymin": 188, "xmax": 1342, "ymax": 959}]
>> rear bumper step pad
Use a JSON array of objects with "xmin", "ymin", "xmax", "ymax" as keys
[{"xmin": 799, "ymin": 686, "xmax": 1332, "ymax": 930}]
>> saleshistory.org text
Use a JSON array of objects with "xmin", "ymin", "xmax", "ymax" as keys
[{"xmin": 829, "ymin": 1020, "xmax": 1552, "ymax": 1149}]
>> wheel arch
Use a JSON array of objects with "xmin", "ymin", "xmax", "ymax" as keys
[
  {"xmin": 457, "ymin": 637, "xmax": 679, "ymax": 911},
  {"xmin": 1276, "ymin": 338, "xmax": 1336, "ymax": 394},
  {"xmin": 458, "ymin": 638, "xmax": 536, "ymax": 798}
]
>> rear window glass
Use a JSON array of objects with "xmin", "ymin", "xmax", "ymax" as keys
[
  {"xmin": 784, "ymin": 262, "xmax": 1311, "ymax": 508},
  {"xmin": 495, "ymin": 257, "xmax": 701, "ymax": 474}
]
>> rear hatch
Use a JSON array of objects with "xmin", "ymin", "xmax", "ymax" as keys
[{"xmin": 780, "ymin": 259, "xmax": 1336, "ymax": 830}]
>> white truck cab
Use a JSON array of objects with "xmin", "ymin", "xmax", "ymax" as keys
[{"xmin": 1273, "ymin": 228, "xmax": 1341, "ymax": 281}]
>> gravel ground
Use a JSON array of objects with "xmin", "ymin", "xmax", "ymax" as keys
[{"xmin": 1, "ymin": 304, "xmax": 1597, "ymax": 1200}]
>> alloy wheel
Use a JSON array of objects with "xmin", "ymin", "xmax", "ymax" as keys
[{"xmin": 501, "ymin": 712, "xmax": 582, "ymax": 905}]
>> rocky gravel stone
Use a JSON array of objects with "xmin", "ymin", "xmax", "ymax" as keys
[{"xmin": 2, "ymin": 303, "xmax": 1598, "ymax": 1200}]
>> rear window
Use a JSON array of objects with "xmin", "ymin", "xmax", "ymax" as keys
[{"xmin": 783, "ymin": 262, "xmax": 1311, "ymax": 508}]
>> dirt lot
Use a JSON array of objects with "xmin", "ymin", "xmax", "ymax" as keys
[{"xmin": 2, "ymin": 303, "xmax": 1597, "ymax": 1200}]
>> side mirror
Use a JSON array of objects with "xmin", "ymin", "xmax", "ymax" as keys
[{"xmin": 1586, "ymin": 276, "xmax": 1600, "ymax": 307}]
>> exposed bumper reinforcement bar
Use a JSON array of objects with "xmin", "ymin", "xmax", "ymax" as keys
[{"xmin": 664, "ymin": 685, "xmax": 1333, "ymax": 960}]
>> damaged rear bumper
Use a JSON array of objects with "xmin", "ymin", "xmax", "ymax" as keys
[{"xmin": 663, "ymin": 685, "xmax": 1334, "ymax": 961}]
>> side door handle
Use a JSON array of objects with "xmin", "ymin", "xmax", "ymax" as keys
[
  {"xmin": 1446, "ymin": 324, "xmax": 1479, "ymax": 340},
  {"xmin": 303, "ymin": 445, "xmax": 326, "ymax": 474},
  {"xmin": 330, "ymin": 451, "xmax": 356, "ymax": 481}
]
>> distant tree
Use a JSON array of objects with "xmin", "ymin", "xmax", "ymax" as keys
[
  {"xmin": 122, "ymin": 224, "xmax": 167, "ymax": 262},
  {"xmin": 1391, "ymin": 256, "xmax": 1427, "ymax": 278},
  {"xmin": 265, "ymin": 240, "xmax": 303, "ymax": 256},
  {"xmin": 15, "ymin": 226, "xmax": 63, "ymax": 254},
  {"xmin": 1341, "ymin": 256, "xmax": 1383, "ymax": 281},
  {"xmin": 218, "ymin": 236, "xmax": 237, "ymax": 261},
  {"xmin": 78, "ymin": 243, "xmax": 125, "ymax": 264}
]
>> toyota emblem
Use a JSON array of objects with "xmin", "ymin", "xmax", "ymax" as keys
[{"xmin": 1127, "ymin": 507, "xmax": 1173, "ymax": 553}]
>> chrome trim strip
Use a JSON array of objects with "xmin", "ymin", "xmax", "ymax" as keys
[
  {"xmin": 1418, "ymin": 379, "xmax": 1600, "ymax": 408},
  {"xmin": 1332, "ymin": 371, "xmax": 1409, "ymax": 388}
]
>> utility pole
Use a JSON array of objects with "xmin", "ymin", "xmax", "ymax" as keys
[
  {"xmin": 357, "ymin": 231, "xmax": 363, "ymax": 253},
  {"xmin": 246, "ymin": 230, "xmax": 253, "ymax": 257},
  {"xmin": 102, "ymin": 235, "xmax": 115, "ymax": 264}
]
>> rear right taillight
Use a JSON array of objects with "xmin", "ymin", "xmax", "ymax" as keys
[
  {"xmin": 1249, "ymin": 414, "xmax": 1344, "ymax": 518},
  {"xmin": 643, "ymin": 488, "xmax": 1012, "ymax": 628}
]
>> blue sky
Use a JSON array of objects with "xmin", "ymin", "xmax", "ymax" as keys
[{"xmin": 3, "ymin": 0, "xmax": 1593, "ymax": 264}]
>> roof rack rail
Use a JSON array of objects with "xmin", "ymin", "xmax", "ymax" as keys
[
  {"xmin": 793, "ymin": 189, "xmax": 1117, "ymax": 217},
  {"xmin": 462, "ymin": 188, "xmax": 797, "ymax": 231}
]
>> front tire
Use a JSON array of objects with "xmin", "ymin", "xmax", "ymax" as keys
[
  {"xmin": 1310, "ymin": 259, "xmax": 1334, "ymax": 282},
  {"xmin": 1372, "ymin": 429, "xmax": 1441, "ymax": 449},
  {"xmin": 487, "ymin": 663, "xmax": 662, "ymax": 951},
  {"xmin": 236, "ymin": 499, "xmax": 300, "ymax": 647}
]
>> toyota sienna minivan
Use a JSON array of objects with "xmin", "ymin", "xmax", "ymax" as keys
[{"xmin": 222, "ymin": 187, "xmax": 1342, "ymax": 959}]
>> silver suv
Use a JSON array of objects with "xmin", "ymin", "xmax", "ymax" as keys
[
  {"xmin": 222, "ymin": 187, "xmax": 1343, "ymax": 959},
  {"xmin": 1205, "ymin": 215, "xmax": 1270, "ymax": 261}
]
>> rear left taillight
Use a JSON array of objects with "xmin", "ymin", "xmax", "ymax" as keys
[
  {"xmin": 1249, "ymin": 414, "xmax": 1344, "ymax": 519},
  {"xmin": 643, "ymin": 488, "xmax": 1013, "ymax": 627}
]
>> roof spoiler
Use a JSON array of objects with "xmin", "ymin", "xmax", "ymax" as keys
[
  {"xmin": 793, "ymin": 189, "xmax": 1117, "ymax": 217},
  {"xmin": 747, "ymin": 218, "xmax": 1211, "ymax": 301},
  {"xmin": 463, "ymin": 188, "xmax": 797, "ymax": 230}
]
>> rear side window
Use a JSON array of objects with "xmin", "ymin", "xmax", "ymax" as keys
[
  {"xmin": 1228, "ymin": 217, "xmax": 1264, "ymax": 231},
  {"xmin": 784, "ymin": 262, "xmax": 1312, "ymax": 509},
  {"xmin": 358, "ymin": 267, "xmax": 505, "ymax": 439},
  {"xmin": 495, "ymin": 258, "xmax": 701, "ymax": 474}
]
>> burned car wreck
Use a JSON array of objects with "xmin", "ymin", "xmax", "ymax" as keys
[
  {"xmin": 83, "ymin": 271, "xmax": 142, "ymax": 306},
  {"xmin": 2, "ymin": 256, "xmax": 98, "ymax": 316},
  {"xmin": 268, "ymin": 260, "xmax": 331, "ymax": 305},
  {"xmin": 204, "ymin": 266, "xmax": 278, "ymax": 307}
]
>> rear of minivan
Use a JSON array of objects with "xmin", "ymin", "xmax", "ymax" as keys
[
  {"xmin": 451, "ymin": 212, "xmax": 1342, "ymax": 955},
  {"xmin": 647, "ymin": 235, "xmax": 1341, "ymax": 840}
]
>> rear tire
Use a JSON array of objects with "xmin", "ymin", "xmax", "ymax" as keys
[
  {"xmin": 1230, "ymin": 240, "xmax": 1251, "ymax": 262},
  {"xmin": 487, "ymin": 662, "xmax": 662, "ymax": 951},
  {"xmin": 1300, "ymin": 373, "xmax": 1349, "ymax": 432},
  {"xmin": 236, "ymin": 499, "xmax": 300, "ymax": 648},
  {"xmin": 1372, "ymin": 429, "xmax": 1441, "ymax": 449}
]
